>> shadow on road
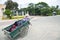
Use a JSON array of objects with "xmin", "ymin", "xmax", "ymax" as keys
[{"xmin": 14, "ymin": 26, "xmax": 29, "ymax": 40}]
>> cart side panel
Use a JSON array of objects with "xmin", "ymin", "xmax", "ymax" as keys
[{"xmin": 9, "ymin": 21, "xmax": 29, "ymax": 38}]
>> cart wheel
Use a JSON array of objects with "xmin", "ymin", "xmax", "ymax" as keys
[
  {"xmin": 20, "ymin": 26, "xmax": 29, "ymax": 37},
  {"xmin": 8, "ymin": 35, "xmax": 14, "ymax": 40}
]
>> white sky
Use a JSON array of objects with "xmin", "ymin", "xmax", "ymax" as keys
[{"xmin": 0, "ymin": 0, "xmax": 60, "ymax": 9}]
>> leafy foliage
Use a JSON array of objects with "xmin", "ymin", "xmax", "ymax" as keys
[
  {"xmin": 5, "ymin": 0, "xmax": 18, "ymax": 10},
  {"xmin": 19, "ymin": 2, "xmax": 60, "ymax": 16},
  {"xmin": 4, "ymin": 9, "xmax": 12, "ymax": 19}
]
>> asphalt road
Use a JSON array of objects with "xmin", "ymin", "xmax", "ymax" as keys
[{"xmin": 0, "ymin": 16, "xmax": 60, "ymax": 40}]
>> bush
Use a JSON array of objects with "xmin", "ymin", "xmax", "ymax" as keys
[{"xmin": 4, "ymin": 9, "xmax": 12, "ymax": 19}]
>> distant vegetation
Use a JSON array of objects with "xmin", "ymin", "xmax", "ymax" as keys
[
  {"xmin": 4, "ymin": 0, "xmax": 60, "ymax": 19},
  {"xmin": 4, "ymin": 0, "xmax": 18, "ymax": 19},
  {"xmin": 20, "ymin": 2, "xmax": 60, "ymax": 16}
]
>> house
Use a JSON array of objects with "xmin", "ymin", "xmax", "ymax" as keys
[{"xmin": 0, "ymin": 4, "xmax": 6, "ymax": 20}]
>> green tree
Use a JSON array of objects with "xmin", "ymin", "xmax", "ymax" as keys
[
  {"xmin": 27, "ymin": 3, "xmax": 35, "ymax": 15},
  {"xmin": 35, "ymin": 2, "xmax": 49, "ymax": 16},
  {"xmin": 13, "ymin": 2, "xmax": 18, "ymax": 10},
  {"xmin": 49, "ymin": 6, "xmax": 59, "ymax": 15},
  {"xmin": 4, "ymin": 9, "xmax": 12, "ymax": 19},
  {"xmin": 5, "ymin": 0, "xmax": 18, "ymax": 10},
  {"xmin": 36, "ymin": 2, "xmax": 49, "ymax": 8},
  {"xmin": 56, "ymin": 5, "xmax": 59, "ymax": 9},
  {"xmin": 21, "ymin": 8, "xmax": 28, "ymax": 15}
]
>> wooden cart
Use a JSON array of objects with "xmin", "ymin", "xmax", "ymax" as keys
[{"xmin": 2, "ymin": 20, "xmax": 30, "ymax": 40}]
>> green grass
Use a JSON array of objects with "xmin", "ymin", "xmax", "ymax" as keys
[{"xmin": 2, "ymin": 16, "xmax": 24, "ymax": 20}]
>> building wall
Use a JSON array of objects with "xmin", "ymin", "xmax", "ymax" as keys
[{"xmin": 0, "ymin": 4, "xmax": 6, "ymax": 20}]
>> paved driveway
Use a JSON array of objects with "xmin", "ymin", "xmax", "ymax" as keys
[{"xmin": 0, "ymin": 16, "xmax": 60, "ymax": 40}]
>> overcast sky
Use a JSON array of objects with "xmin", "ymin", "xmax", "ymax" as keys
[{"xmin": 0, "ymin": 0, "xmax": 60, "ymax": 9}]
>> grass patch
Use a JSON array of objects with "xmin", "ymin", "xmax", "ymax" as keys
[
  {"xmin": 2, "ymin": 16, "xmax": 24, "ymax": 20},
  {"xmin": 12, "ymin": 16, "xmax": 24, "ymax": 19}
]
